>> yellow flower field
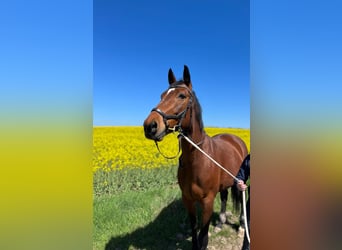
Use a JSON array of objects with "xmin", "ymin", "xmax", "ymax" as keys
[{"xmin": 93, "ymin": 126, "xmax": 250, "ymax": 172}]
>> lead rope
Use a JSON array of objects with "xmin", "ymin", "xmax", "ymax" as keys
[
  {"xmin": 180, "ymin": 133, "xmax": 250, "ymax": 243},
  {"xmin": 154, "ymin": 138, "xmax": 181, "ymax": 159}
]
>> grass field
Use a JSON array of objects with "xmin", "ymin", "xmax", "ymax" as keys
[{"xmin": 93, "ymin": 126, "xmax": 250, "ymax": 250}]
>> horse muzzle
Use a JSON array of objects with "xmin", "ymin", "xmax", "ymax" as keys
[{"xmin": 143, "ymin": 117, "xmax": 167, "ymax": 141}]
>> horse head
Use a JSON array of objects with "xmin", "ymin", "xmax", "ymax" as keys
[{"xmin": 143, "ymin": 65, "xmax": 194, "ymax": 141}]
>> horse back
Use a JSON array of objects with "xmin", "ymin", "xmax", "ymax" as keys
[{"xmin": 212, "ymin": 133, "xmax": 247, "ymax": 158}]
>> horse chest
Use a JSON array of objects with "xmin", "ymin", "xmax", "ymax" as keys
[
  {"xmin": 177, "ymin": 161, "xmax": 217, "ymax": 200},
  {"xmin": 178, "ymin": 175, "xmax": 204, "ymax": 200}
]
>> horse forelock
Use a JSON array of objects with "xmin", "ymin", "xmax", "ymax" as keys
[{"xmin": 170, "ymin": 80, "xmax": 186, "ymax": 87}]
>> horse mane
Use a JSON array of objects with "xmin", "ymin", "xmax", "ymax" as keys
[
  {"xmin": 191, "ymin": 91, "xmax": 204, "ymax": 131},
  {"xmin": 174, "ymin": 80, "xmax": 204, "ymax": 132}
]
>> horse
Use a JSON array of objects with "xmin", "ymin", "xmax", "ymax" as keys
[{"xmin": 143, "ymin": 65, "xmax": 248, "ymax": 250}]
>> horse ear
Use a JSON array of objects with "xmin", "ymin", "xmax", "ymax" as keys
[
  {"xmin": 183, "ymin": 65, "xmax": 191, "ymax": 86},
  {"xmin": 168, "ymin": 68, "xmax": 176, "ymax": 84}
]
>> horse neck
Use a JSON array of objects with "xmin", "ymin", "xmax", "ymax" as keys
[{"xmin": 180, "ymin": 111, "xmax": 206, "ymax": 151}]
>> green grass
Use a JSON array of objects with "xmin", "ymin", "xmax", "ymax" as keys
[
  {"xmin": 94, "ymin": 186, "xmax": 189, "ymax": 250},
  {"xmin": 93, "ymin": 166, "xmax": 241, "ymax": 250},
  {"xmin": 93, "ymin": 165, "xmax": 178, "ymax": 196}
]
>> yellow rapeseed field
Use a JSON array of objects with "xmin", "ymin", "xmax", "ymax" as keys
[{"xmin": 93, "ymin": 126, "xmax": 250, "ymax": 172}]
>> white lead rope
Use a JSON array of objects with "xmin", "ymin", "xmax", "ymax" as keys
[
  {"xmin": 180, "ymin": 133, "xmax": 250, "ymax": 243},
  {"xmin": 242, "ymin": 188, "xmax": 250, "ymax": 243}
]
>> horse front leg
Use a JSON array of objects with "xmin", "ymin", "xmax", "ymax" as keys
[
  {"xmin": 182, "ymin": 195, "xmax": 199, "ymax": 250},
  {"xmin": 198, "ymin": 195, "xmax": 215, "ymax": 250}
]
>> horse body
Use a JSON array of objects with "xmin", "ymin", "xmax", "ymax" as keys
[
  {"xmin": 212, "ymin": 133, "xmax": 248, "ymax": 190},
  {"xmin": 143, "ymin": 65, "xmax": 248, "ymax": 250},
  {"xmin": 178, "ymin": 128, "xmax": 247, "ymax": 249},
  {"xmin": 178, "ymin": 134, "xmax": 246, "ymax": 197}
]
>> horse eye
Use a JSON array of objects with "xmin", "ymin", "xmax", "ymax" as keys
[{"xmin": 178, "ymin": 93, "xmax": 186, "ymax": 99}]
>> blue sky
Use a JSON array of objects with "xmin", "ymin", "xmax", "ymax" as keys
[{"xmin": 94, "ymin": 0, "xmax": 250, "ymax": 128}]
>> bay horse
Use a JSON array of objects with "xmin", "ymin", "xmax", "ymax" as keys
[{"xmin": 143, "ymin": 65, "xmax": 248, "ymax": 250}]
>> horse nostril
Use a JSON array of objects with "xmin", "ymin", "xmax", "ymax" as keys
[
  {"xmin": 149, "ymin": 121, "xmax": 157, "ymax": 134},
  {"xmin": 145, "ymin": 121, "xmax": 158, "ymax": 137}
]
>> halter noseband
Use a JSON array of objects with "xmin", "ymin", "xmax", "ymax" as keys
[{"xmin": 151, "ymin": 84, "xmax": 193, "ymax": 133}]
